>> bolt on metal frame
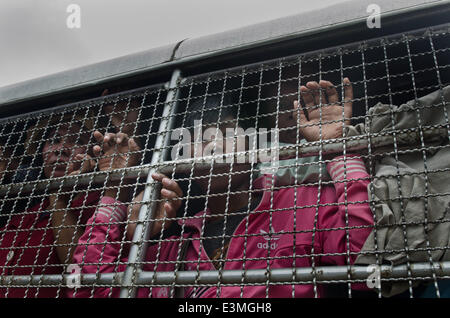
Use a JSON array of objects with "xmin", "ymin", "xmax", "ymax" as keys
[{"xmin": 0, "ymin": 21, "xmax": 449, "ymax": 298}]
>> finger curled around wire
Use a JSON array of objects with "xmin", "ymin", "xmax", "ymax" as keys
[
  {"xmin": 92, "ymin": 131, "xmax": 105, "ymax": 156},
  {"xmin": 103, "ymin": 132, "xmax": 118, "ymax": 149},
  {"xmin": 67, "ymin": 153, "xmax": 96, "ymax": 176},
  {"xmin": 92, "ymin": 130, "xmax": 117, "ymax": 157},
  {"xmin": 93, "ymin": 130, "xmax": 104, "ymax": 142},
  {"xmin": 319, "ymin": 80, "xmax": 339, "ymax": 105},
  {"xmin": 114, "ymin": 132, "xmax": 128, "ymax": 146},
  {"xmin": 92, "ymin": 144, "xmax": 103, "ymax": 158},
  {"xmin": 92, "ymin": 130, "xmax": 114, "ymax": 149},
  {"xmin": 152, "ymin": 173, "xmax": 183, "ymax": 199},
  {"xmin": 127, "ymin": 137, "xmax": 142, "ymax": 166},
  {"xmin": 293, "ymin": 100, "xmax": 308, "ymax": 124}
]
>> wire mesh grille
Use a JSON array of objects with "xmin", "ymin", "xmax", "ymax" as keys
[{"xmin": 1, "ymin": 24, "xmax": 450, "ymax": 298}]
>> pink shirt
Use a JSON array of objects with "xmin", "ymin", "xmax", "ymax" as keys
[
  {"xmin": 71, "ymin": 155, "xmax": 373, "ymax": 298},
  {"xmin": 0, "ymin": 191, "xmax": 100, "ymax": 298}
]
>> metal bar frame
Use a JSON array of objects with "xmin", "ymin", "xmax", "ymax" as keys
[
  {"xmin": 2, "ymin": 261, "xmax": 450, "ymax": 287},
  {"xmin": 119, "ymin": 69, "xmax": 182, "ymax": 298}
]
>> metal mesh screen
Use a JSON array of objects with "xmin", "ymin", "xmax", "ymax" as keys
[{"xmin": 1, "ymin": 24, "xmax": 450, "ymax": 298}]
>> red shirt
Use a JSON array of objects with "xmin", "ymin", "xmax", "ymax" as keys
[{"xmin": 0, "ymin": 191, "xmax": 100, "ymax": 298}]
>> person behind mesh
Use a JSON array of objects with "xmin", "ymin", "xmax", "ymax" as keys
[
  {"xmin": 0, "ymin": 126, "xmax": 37, "ymax": 229},
  {"xmin": 70, "ymin": 78, "xmax": 374, "ymax": 298},
  {"xmin": 0, "ymin": 112, "xmax": 102, "ymax": 298}
]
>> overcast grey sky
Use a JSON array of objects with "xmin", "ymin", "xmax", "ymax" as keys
[{"xmin": 0, "ymin": 0, "xmax": 350, "ymax": 88}]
